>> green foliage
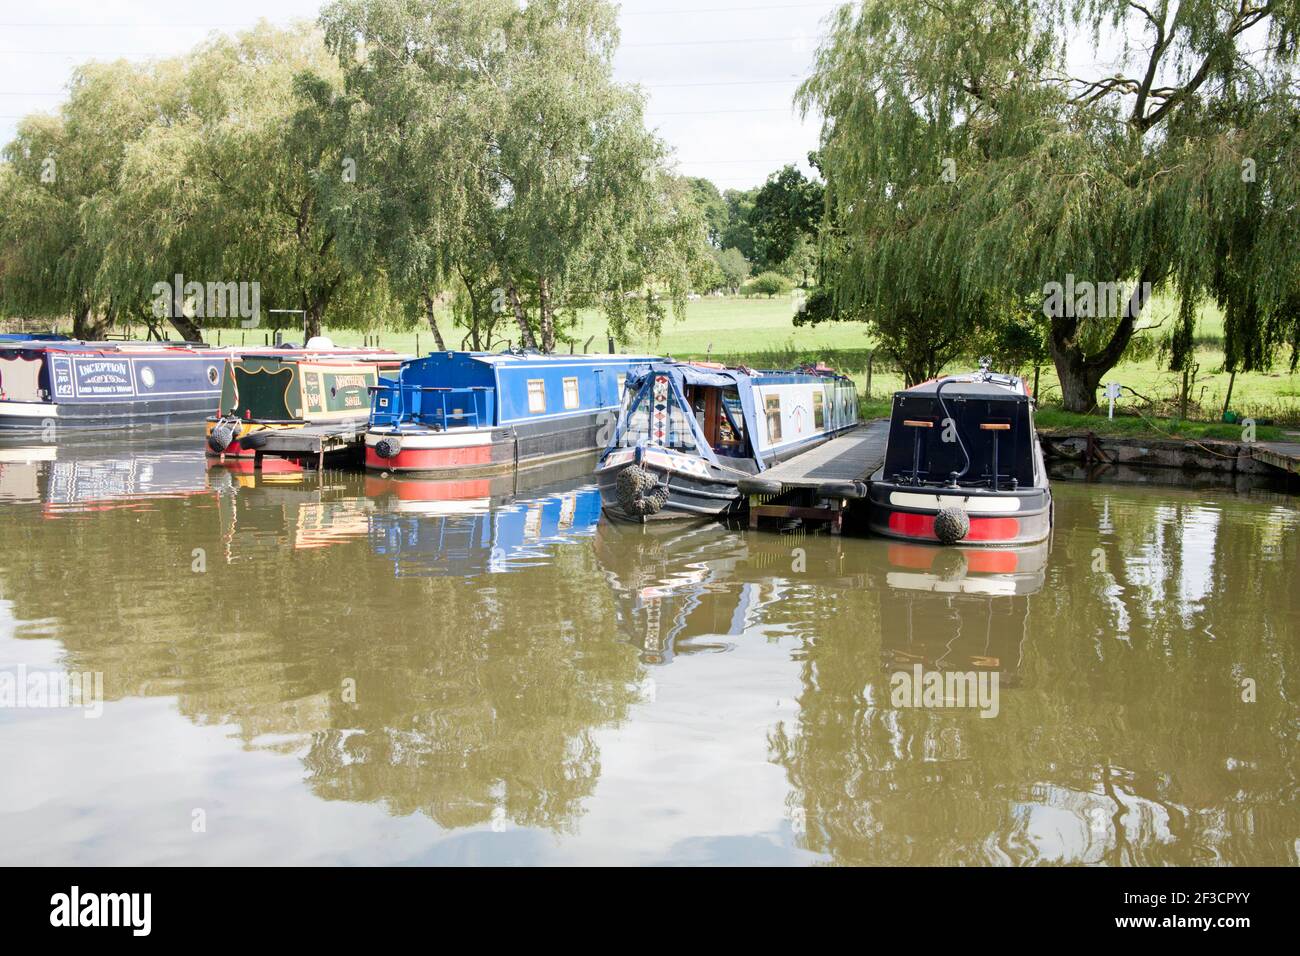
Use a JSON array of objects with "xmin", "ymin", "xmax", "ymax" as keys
[
  {"xmin": 749, "ymin": 164, "xmax": 822, "ymax": 272},
  {"xmin": 0, "ymin": 1, "xmax": 710, "ymax": 350},
  {"xmin": 686, "ymin": 177, "xmax": 729, "ymax": 247},
  {"xmin": 800, "ymin": 0, "xmax": 1300, "ymax": 408},
  {"xmin": 744, "ymin": 271, "xmax": 792, "ymax": 298},
  {"xmin": 320, "ymin": 0, "xmax": 709, "ymax": 351},
  {"xmin": 718, "ymin": 188, "xmax": 758, "ymax": 260},
  {"xmin": 712, "ymin": 247, "xmax": 751, "ymax": 293}
]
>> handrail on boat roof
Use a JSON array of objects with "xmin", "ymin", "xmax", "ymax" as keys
[{"xmin": 366, "ymin": 384, "xmax": 491, "ymax": 392}]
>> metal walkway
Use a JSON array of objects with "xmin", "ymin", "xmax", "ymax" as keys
[{"xmin": 739, "ymin": 420, "xmax": 890, "ymax": 532}]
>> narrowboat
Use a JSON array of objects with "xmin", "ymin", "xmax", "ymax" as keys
[
  {"xmin": 205, "ymin": 345, "xmax": 405, "ymax": 468},
  {"xmin": 364, "ymin": 350, "xmax": 656, "ymax": 476},
  {"xmin": 0, "ymin": 341, "xmax": 227, "ymax": 432},
  {"xmin": 866, "ymin": 361, "xmax": 1052, "ymax": 545},
  {"xmin": 595, "ymin": 361, "xmax": 859, "ymax": 521}
]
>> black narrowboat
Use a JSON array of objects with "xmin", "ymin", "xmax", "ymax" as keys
[{"xmin": 867, "ymin": 362, "xmax": 1051, "ymax": 546}]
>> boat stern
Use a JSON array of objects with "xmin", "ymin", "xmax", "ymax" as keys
[{"xmin": 867, "ymin": 480, "xmax": 1052, "ymax": 545}]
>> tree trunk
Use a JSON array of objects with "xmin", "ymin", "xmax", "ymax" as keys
[
  {"xmin": 304, "ymin": 303, "xmax": 323, "ymax": 342},
  {"xmin": 1048, "ymin": 317, "xmax": 1133, "ymax": 413},
  {"xmin": 167, "ymin": 314, "xmax": 204, "ymax": 342},
  {"xmin": 72, "ymin": 302, "xmax": 111, "ymax": 340},
  {"xmin": 1048, "ymin": 271, "xmax": 1153, "ymax": 412},
  {"xmin": 538, "ymin": 276, "xmax": 556, "ymax": 353},
  {"xmin": 422, "ymin": 292, "xmax": 447, "ymax": 351},
  {"xmin": 507, "ymin": 282, "xmax": 538, "ymax": 350}
]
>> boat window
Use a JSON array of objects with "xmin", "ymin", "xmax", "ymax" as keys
[
  {"xmin": 813, "ymin": 390, "xmax": 825, "ymax": 430},
  {"xmin": 764, "ymin": 393, "xmax": 782, "ymax": 443},
  {"xmin": 562, "ymin": 376, "xmax": 580, "ymax": 410},
  {"xmin": 718, "ymin": 388, "xmax": 747, "ymax": 455},
  {"xmin": 527, "ymin": 379, "xmax": 546, "ymax": 414},
  {"xmin": 0, "ymin": 355, "xmax": 43, "ymax": 401}
]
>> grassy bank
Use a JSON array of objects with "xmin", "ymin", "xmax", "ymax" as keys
[{"xmin": 1034, "ymin": 408, "xmax": 1289, "ymax": 443}]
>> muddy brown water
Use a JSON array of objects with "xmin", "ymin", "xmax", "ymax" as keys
[{"xmin": 0, "ymin": 429, "xmax": 1297, "ymax": 865}]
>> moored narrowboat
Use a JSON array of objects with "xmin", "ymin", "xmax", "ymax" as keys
[
  {"xmin": 867, "ymin": 361, "xmax": 1052, "ymax": 546},
  {"xmin": 205, "ymin": 345, "xmax": 405, "ymax": 468},
  {"xmin": 0, "ymin": 341, "xmax": 227, "ymax": 432},
  {"xmin": 596, "ymin": 361, "xmax": 859, "ymax": 521},
  {"xmin": 364, "ymin": 350, "xmax": 656, "ymax": 476}
]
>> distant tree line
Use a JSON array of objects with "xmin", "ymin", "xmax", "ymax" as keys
[{"xmin": 686, "ymin": 164, "xmax": 823, "ymax": 297}]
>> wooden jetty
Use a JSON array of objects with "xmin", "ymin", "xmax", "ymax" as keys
[
  {"xmin": 248, "ymin": 421, "xmax": 368, "ymax": 471},
  {"xmin": 1250, "ymin": 440, "xmax": 1300, "ymax": 476},
  {"xmin": 738, "ymin": 420, "xmax": 890, "ymax": 533}
]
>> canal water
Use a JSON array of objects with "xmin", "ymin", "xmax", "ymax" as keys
[{"xmin": 0, "ymin": 430, "xmax": 1297, "ymax": 865}]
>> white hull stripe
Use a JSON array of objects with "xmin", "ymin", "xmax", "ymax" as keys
[
  {"xmin": 888, "ymin": 491, "xmax": 1021, "ymax": 514},
  {"xmin": 0, "ymin": 402, "xmax": 58, "ymax": 418},
  {"xmin": 366, "ymin": 430, "xmax": 495, "ymax": 449}
]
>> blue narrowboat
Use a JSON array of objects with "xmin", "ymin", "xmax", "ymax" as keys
[
  {"xmin": 596, "ymin": 361, "xmax": 859, "ymax": 521},
  {"xmin": 364, "ymin": 350, "xmax": 658, "ymax": 476},
  {"xmin": 0, "ymin": 341, "xmax": 227, "ymax": 432}
]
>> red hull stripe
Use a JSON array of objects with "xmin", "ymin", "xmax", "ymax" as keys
[
  {"xmin": 365, "ymin": 444, "xmax": 494, "ymax": 471},
  {"xmin": 887, "ymin": 511, "xmax": 1021, "ymax": 542}
]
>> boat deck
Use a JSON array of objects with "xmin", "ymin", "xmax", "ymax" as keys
[
  {"xmin": 740, "ymin": 420, "xmax": 889, "ymax": 532},
  {"xmin": 250, "ymin": 421, "xmax": 368, "ymax": 468}
]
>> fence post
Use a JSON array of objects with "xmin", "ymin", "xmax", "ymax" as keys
[{"xmin": 865, "ymin": 351, "xmax": 874, "ymax": 399}]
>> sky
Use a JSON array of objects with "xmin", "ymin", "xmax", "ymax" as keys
[{"xmin": 0, "ymin": 0, "xmax": 842, "ymax": 192}]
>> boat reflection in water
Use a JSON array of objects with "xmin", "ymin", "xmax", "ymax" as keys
[
  {"xmin": 593, "ymin": 521, "xmax": 753, "ymax": 664},
  {"xmin": 0, "ymin": 431, "xmax": 210, "ymax": 513},
  {"xmin": 592, "ymin": 521, "xmax": 861, "ymax": 664},
  {"xmin": 366, "ymin": 476, "xmax": 602, "ymax": 577},
  {"xmin": 210, "ymin": 454, "xmax": 605, "ymax": 577},
  {"xmin": 875, "ymin": 538, "xmax": 1049, "ymax": 686}
]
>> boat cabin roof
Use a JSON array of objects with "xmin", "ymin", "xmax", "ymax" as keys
[
  {"xmin": 458, "ymin": 350, "xmax": 661, "ymax": 366},
  {"xmin": 902, "ymin": 376, "xmax": 1030, "ymax": 401}
]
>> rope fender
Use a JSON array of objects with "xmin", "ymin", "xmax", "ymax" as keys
[{"xmin": 615, "ymin": 463, "xmax": 668, "ymax": 516}]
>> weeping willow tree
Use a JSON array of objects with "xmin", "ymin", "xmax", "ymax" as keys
[
  {"xmin": 800, "ymin": 0, "xmax": 1300, "ymax": 408},
  {"xmin": 320, "ymin": 0, "xmax": 710, "ymax": 353},
  {"xmin": 0, "ymin": 61, "xmax": 190, "ymax": 338}
]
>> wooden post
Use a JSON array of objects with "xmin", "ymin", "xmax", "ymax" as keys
[{"xmin": 865, "ymin": 351, "xmax": 874, "ymax": 399}]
